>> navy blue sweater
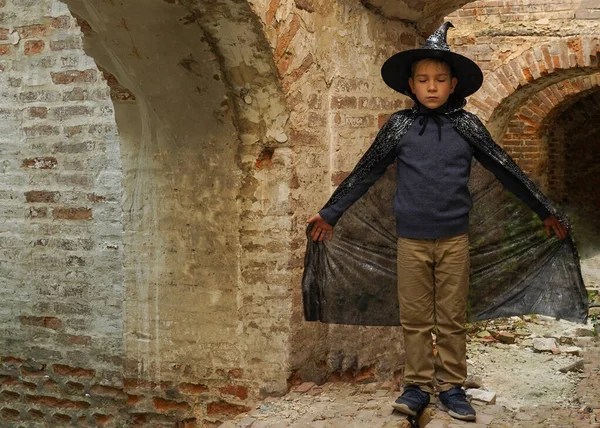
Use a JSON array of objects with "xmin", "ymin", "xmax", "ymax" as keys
[{"xmin": 319, "ymin": 106, "xmax": 550, "ymax": 239}]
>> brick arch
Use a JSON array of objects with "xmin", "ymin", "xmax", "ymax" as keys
[
  {"xmin": 502, "ymin": 73, "xmax": 600, "ymax": 180},
  {"xmin": 544, "ymin": 91, "xmax": 600, "ymax": 205},
  {"xmin": 468, "ymin": 36, "xmax": 600, "ymax": 139}
]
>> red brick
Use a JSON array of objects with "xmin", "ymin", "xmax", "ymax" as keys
[
  {"xmin": 274, "ymin": 15, "xmax": 300, "ymax": 58},
  {"xmin": 27, "ymin": 106, "xmax": 47, "ymax": 119},
  {"xmin": 51, "ymin": 16, "xmax": 71, "ymax": 29},
  {"xmin": 24, "ymin": 40, "xmax": 44, "ymax": 55},
  {"xmin": 218, "ymin": 385, "xmax": 248, "ymax": 400},
  {"xmin": 153, "ymin": 397, "xmax": 190, "ymax": 412},
  {"xmin": 51, "ymin": 69, "xmax": 97, "ymax": 85},
  {"xmin": 22, "ymin": 381, "xmax": 37, "ymax": 390},
  {"xmin": 53, "ymin": 208, "xmax": 92, "ymax": 220},
  {"xmin": 25, "ymin": 394, "xmax": 90, "ymax": 409},
  {"xmin": 179, "ymin": 382, "xmax": 208, "ymax": 394},
  {"xmin": 52, "ymin": 364, "xmax": 95, "ymax": 378},
  {"xmin": 64, "ymin": 381, "xmax": 85, "ymax": 394},
  {"xmin": 1, "ymin": 408, "xmax": 19, "ymax": 420},
  {"xmin": 206, "ymin": 401, "xmax": 251, "ymax": 417},
  {"xmin": 94, "ymin": 413, "xmax": 112, "ymax": 425},
  {"xmin": 25, "ymin": 190, "xmax": 59, "ymax": 203},
  {"xmin": 127, "ymin": 394, "xmax": 141, "ymax": 405},
  {"xmin": 0, "ymin": 44, "xmax": 12, "ymax": 55},
  {"xmin": 180, "ymin": 418, "xmax": 197, "ymax": 428},
  {"xmin": 228, "ymin": 369, "xmax": 244, "ymax": 379},
  {"xmin": 23, "ymin": 125, "xmax": 59, "ymax": 137},
  {"xmin": 17, "ymin": 24, "xmax": 48, "ymax": 39},
  {"xmin": 2, "ymin": 356, "xmax": 24, "ymax": 364},
  {"xmin": 266, "ymin": 0, "xmax": 280, "ymax": 25},
  {"xmin": 54, "ymin": 413, "xmax": 72, "ymax": 423},
  {"xmin": 22, "ymin": 157, "xmax": 57, "ymax": 169},
  {"xmin": 90, "ymin": 384, "xmax": 127, "ymax": 400},
  {"xmin": 283, "ymin": 53, "xmax": 313, "ymax": 87},
  {"xmin": 330, "ymin": 96, "xmax": 357, "ymax": 109},
  {"xmin": 19, "ymin": 316, "xmax": 61, "ymax": 329},
  {"xmin": 1, "ymin": 391, "xmax": 20, "ymax": 401},
  {"xmin": 87, "ymin": 193, "xmax": 105, "ymax": 203},
  {"xmin": 28, "ymin": 409, "xmax": 44, "ymax": 419}
]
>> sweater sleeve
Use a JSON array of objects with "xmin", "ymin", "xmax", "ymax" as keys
[
  {"xmin": 473, "ymin": 148, "xmax": 551, "ymax": 221},
  {"xmin": 319, "ymin": 146, "xmax": 396, "ymax": 226}
]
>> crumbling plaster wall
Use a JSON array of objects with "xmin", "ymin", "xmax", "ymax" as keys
[
  {"xmin": 3, "ymin": 0, "xmax": 598, "ymax": 425},
  {"xmin": 63, "ymin": 0, "xmax": 295, "ymax": 401}
]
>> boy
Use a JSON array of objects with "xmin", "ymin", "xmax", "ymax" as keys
[{"xmin": 305, "ymin": 22, "xmax": 571, "ymax": 421}]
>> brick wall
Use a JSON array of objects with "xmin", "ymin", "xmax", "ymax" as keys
[
  {"xmin": 446, "ymin": 1, "xmax": 600, "ymax": 186},
  {"xmin": 0, "ymin": 0, "xmax": 124, "ymax": 385},
  {"xmin": 2, "ymin": 0, "xmax": 598, "ymax": 425}
]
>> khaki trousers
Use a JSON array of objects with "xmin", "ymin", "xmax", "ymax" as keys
[{"xmin": 397, "ymin": 233, "xmax": 470, "ymax": 394}]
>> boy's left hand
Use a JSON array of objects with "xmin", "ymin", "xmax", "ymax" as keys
[{"xmin": 543, "ymin": 215, "xmax": 568, "ymax": 239}]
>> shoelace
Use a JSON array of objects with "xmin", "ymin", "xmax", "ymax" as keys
[{"xmin": 418, "ymin": 114, "xmax": 443, "ymax": 141}]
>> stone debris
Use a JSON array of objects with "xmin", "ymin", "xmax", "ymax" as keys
[
  {"xmin": 495, "ymin": 332, "xmax": 516, "ymax": 344},
  {"xmin": 533, "ymin": 337, "xmax": 558, "ymax": 352},
  {"xmin": 294, "ymin": 381, "xmax": 316, "ymax": 393},
  {"xmin": 464, "ymin": 374, "xmax": 483, "ymax": 388},
  {"xmin": 575, "ymin": 327, "xmax": 596, "ymax": 337},
  {"xmin": 466, "ymin": 388, "xmax": 497, "ymax": 405},
  {"xmin": 218, "ymin": 316, "xmax": 600, "ymax": 427},
  {"xmin": 559, "ymin": 359, "xmax": 585, "ymax": 373},
  {"xmin": 561, "ymin": 346, "xmax": 583, "ymax": 356}
]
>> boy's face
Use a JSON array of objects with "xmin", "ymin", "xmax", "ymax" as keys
[{"xmin": 408, "ymin": 59, "xmax": 458, "ymax": 109}]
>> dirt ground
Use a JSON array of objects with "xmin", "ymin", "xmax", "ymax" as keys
[{"xmin": 218, "ymin": 256, "xmax": 600, "ymax": 427}]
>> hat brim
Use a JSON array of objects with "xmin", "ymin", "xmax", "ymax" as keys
[{"xmin": 381, "ymin": 49, "xmax": 483, "ymax": 98}]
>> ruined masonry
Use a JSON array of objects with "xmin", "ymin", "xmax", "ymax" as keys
[{"xmin": 0, "ymin": 0, "xmax": 598, "ymax": 426}]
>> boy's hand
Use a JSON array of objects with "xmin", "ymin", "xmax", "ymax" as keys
[
  {"xmin": 543, "ymin": 215, "xmax": 568, "ymax": 239},
  {"xmin": 307, "ymin": 214, "xmax": 334, "ymax": 242}
]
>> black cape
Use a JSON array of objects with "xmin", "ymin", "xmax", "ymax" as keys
[{"xmin": 302, "ymin": 100, "xmax": 588, "ymax": 326}]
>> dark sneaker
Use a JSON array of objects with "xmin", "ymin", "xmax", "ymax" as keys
[
  {"xmin": 437, "ymin": 387, "xmax": 476, "ymax": 421},
  {"xmin": 391, "ymin": 385, "xmax": 430, "ymax": 416}
]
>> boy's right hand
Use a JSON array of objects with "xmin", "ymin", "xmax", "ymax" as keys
[{"xmin": 307, "ymin": 214, "xmax": 334, "ymax": 242}]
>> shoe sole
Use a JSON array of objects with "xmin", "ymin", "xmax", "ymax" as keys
[
  {"xmin": 391, "ymin": 402, "xmax": 417, "ymax": 416},
  {"xmin": 436, "ymin": 400, "xmax": 476, "ymax": 421}
]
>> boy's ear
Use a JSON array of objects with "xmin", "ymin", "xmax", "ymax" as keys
[
  {"xmin": 408, "ymin": 77, "xmax": 415, "ymax": 93},
  {"xmin": 450, "ymin": 76, "xmax": 458, "ymax": 93}
]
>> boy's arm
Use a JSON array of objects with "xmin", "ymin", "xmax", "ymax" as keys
[
  {"xmin": 319, "ymin": 148, "xmax": 396, "ymax": 226},
  {"xmin": 308, "ymin": 114, "xmax": 402, "ymax": 242},
  {"xmin": 472, "ymin": 148, "xmax": 551, "ymax": 221}
]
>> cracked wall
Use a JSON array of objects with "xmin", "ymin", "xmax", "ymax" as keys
[{"xmin": 1, "ymin": 0, "xmax": 599, "ymax": 426}]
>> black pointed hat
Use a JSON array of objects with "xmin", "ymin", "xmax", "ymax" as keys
[{"xmin": 381, "ymin": 22, "xmax": 483, "ymax": 98}]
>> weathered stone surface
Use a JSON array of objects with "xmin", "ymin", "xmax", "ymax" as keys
[
  {"xmin": 464, "ymin": 375, "xmax": 483, "ymax": 389},
  {"xmin": 496, "ymin": 332, "xmax": 516, "ymax": 344},
  {"xmin": 533, "ymin": 338, "xmax": 559, "ymax": 352},
  {"xmin": 467, "ymin": 389, "xmax": 497, "ymax": 405}
]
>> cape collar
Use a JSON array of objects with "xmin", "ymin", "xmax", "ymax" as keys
[{"xmin": 409, "ymin": 97, "xmax": 466, "ymax": 115}]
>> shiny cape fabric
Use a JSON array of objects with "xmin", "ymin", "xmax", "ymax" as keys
[{"xmin": 302, "ymin": 101, "xmax": 588, "ymax": 326}]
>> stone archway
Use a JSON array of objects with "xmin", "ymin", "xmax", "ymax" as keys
[
  {"xmin": 502, "ymin": 73, "xmax": 600, "ymax": 182},
  {"xmin": 61, "ymin": 0, "xmax": 292, "ymax": 404},
  {"xmin": 467, "ymin": 36, "xmax": 600, "ymax": 139}
]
